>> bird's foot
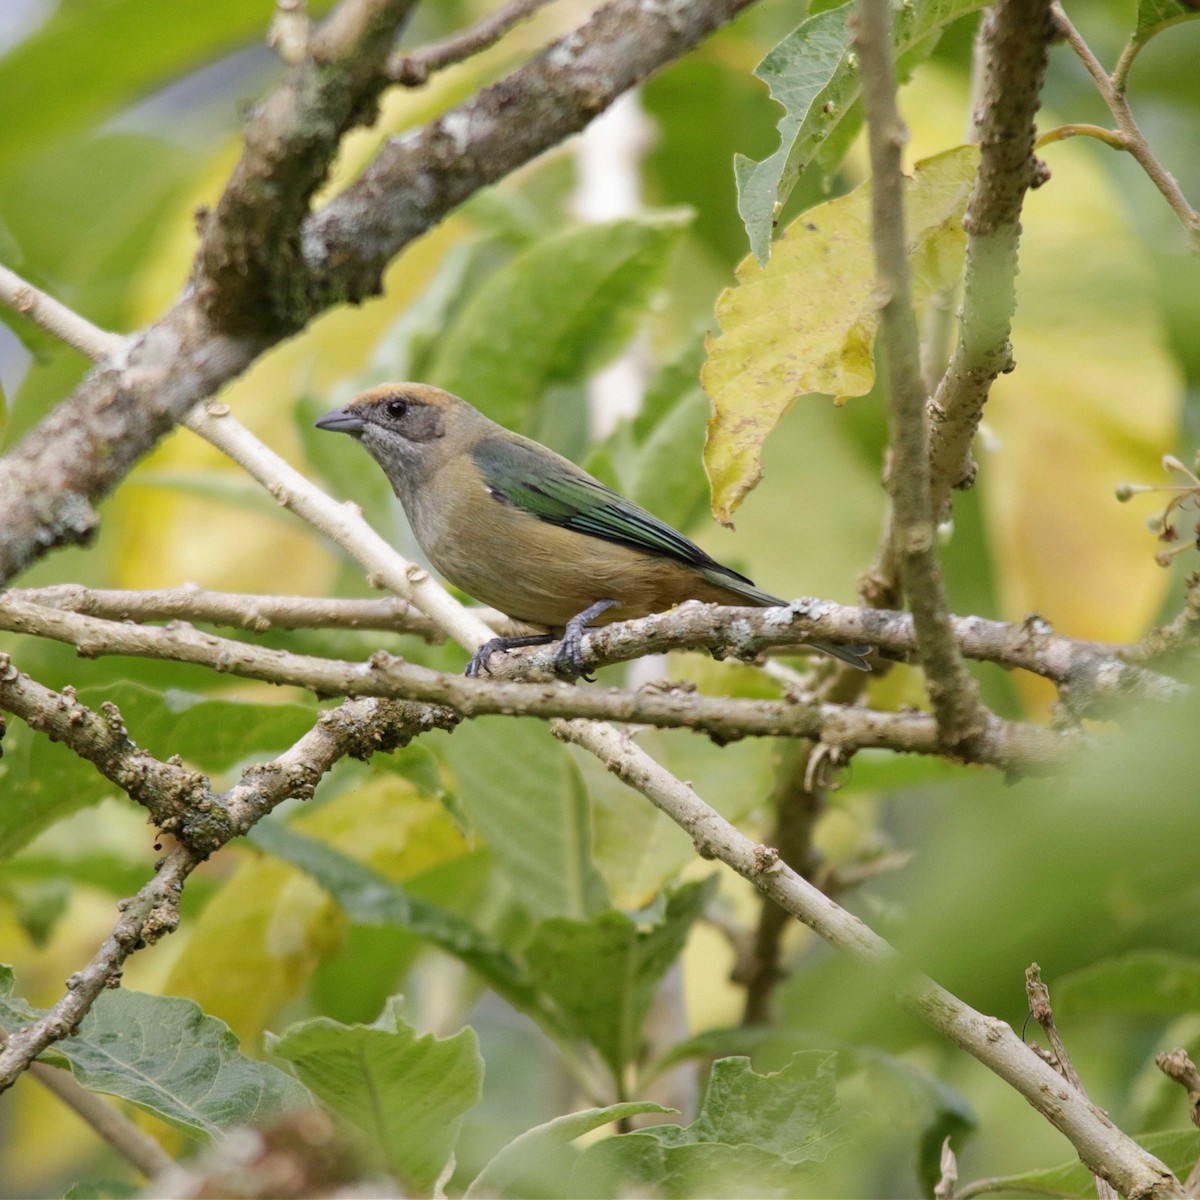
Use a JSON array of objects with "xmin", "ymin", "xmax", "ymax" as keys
[
  {"xmin": 465, "ymin": 634, "xmax": 553, "ymax": 677},
  {"xmin": 552, "ymin": 599, "xmax": 618, "ymax": 681}
]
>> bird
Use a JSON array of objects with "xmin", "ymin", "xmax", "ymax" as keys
[{"xmin": 314, "ymin": 383, "xmax": 871, "ymax": 678}]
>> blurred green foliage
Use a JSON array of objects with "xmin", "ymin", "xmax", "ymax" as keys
[{"xmin": 1, "ymin": 1, "xmax": 1200, "ymax": 1197}]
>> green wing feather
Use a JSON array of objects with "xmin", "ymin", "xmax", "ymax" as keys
[
  {"xmin": 472, "ymin": 436, "xmax": 759, "ymax": 582},
  {"xmin": 471, "ymin": 437, "xmax": 871, "ymax": 670}
]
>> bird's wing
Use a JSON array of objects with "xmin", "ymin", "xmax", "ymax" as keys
[{"xmin": 472, "ymin": 436, "xmax": 755, "ymax": 583}]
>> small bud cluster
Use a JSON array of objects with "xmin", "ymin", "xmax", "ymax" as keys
[{"xmin": 1115, "ymin": 452, "xmax": 1200, "ymax": 567}]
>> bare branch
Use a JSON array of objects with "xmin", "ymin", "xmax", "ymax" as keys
[
  {"xmin": 0, "ymin": 655, "xmax": 210, "ymax": 831},
  {"xmin": 304, "ymin": 0, "xmax": 758, "ymax": 307},
  {"xmin": 1155, "ymin": 1048, "xmax": 1200, "ymax": 1130},
  {"xmin": 5, "ymin": 584, "xmax": 514, "ymax": 641},
  {"xmin": 0, "ymin": 263, "xmax": 124, "ymax": 362},
  {"xmin": 739, "ymin": 742, "xmax": 826, "ymax": 1025},
  {"xmin": 854, "ymin": 0, "xmax": 987, "ymax": 751},
  {"xmin": 0, "ymin": 682, "xmax": 441, "ymax": 1091},
  {"xmin": 28, "ymin": 1061, "xmax": 175, "ymax": 1179},
  {"xmin": 1052, "ymin": 4, "xmax": 1200, "ymax": 246},
  {"xmin": 390, "ymin": 0, "xmax": 557, "ymax": 85},
  {"xmin": 195, "ymin": 0, "xmax": 419, "ymax": 335}
]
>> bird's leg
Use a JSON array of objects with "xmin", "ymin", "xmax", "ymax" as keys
[
  {"xmin": 554, "ymin": 598, "xmax": 619, "ymax": 681},
  {"xmin": 465, "ymin": 633, "xmax": 554, "ymax": 678}
]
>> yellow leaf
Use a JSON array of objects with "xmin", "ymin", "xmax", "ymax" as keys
[
  {"xmin": 702, "ymin": 145, "xmax": 977, "ymax": 525},
  {"xmin": 163, "ymin": 775, "xmax": 468, "ymax": 1046}
]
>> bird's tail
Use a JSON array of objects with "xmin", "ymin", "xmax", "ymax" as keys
[{"xmin": 700, "ymin": 568, "xmax": 872, "ymax": 671}]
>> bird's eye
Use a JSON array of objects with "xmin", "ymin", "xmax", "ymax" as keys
[{"xmin": 385, "ymin": 398, "xmax": 409, "ymax": 420}]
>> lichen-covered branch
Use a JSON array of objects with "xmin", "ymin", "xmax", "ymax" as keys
[
  {"xmin": 195, "ymin": 0, "xmax": 418, "ymax": 334},
  {"xmin": 0, "ymin": 596, "xmax": 1080, "ymax": 770},
  {"xmin": 303, "ymin": 0, "xmax": 758, "ymax": 307},
  {"xmin": 0, "ymin": 672, "xmax": 445, "ymax": 1091}
]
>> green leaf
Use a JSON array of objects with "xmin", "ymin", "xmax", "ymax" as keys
[
  {"xmin": 270, "ymin": 997, "xmax": 484, "ymax": 1196},
  {"xmin": 465, "ymin": 1101, "xmax": 675, "ymax": 1199},
  {"xmin": 978, "ymin": 1127, "xmax": 1199, "ymax": 1199},
  {"xmin": 428, "ymin": 213, "xmax": 690, "ymax": 433},
  {"xmin": 1054, "ymin": 952, "xmax": 1200, "ymax": 1017},
  {"xmin": 706, "ymin": 145, "xmax": 976, "ymax": 523},
  {"xmin": 435, "ymin": 720, "xmax": 609, "ymax": 921},
  {"xmin": 1136, "ymin": 0, "xmax": 1200, "ymax": 38},
  {"xmin": 584, "ymin": 335, "xmax": 712, "ymax": 534},
  {"xmin": 736, "ymin": 0, "xmax": 988, "ymax": 263},
  {"xmin": 524, "ymin": 878, "xmax": 714, "ymax": 1076},
  {"xmin": 572, "ymin": 1053, "xmax": 843, "ymax": 1198},
  {"xmin": 0, "ymin": 0, "xmax": 339, "ymax": 175},
  {"xmin": 0, "ymin": 985, "xmax": 310, "ymax": 1138},
  {"xmin": 248, "ymin": 820, "xmax": 562, "ymax": 1031},
  {"xmin": 0, "ymin": 714, "xmax": 118, "ymax": 860},
  {"xmin": 854, "ymin": 1047, "xmax": 975, "ymax": 1195}
]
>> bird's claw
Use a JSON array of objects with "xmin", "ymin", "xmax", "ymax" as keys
[
  {"xmin": 551, "ymin": 598, "xmax": 616, "ymax": 682},
  {"xmin": 553, "ymin": 631, "xmax": 594, "ymax": 681},
  {"xmin": 464, "ymin": 633, "xmax": 554, "ymax": 678}
]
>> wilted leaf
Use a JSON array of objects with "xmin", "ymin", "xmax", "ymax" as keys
[
  {"xmin": 270, "ymin": 996, "xmax": 483, "ymax": 1196},
  {"xmin": 704, "ymin": 146, "xmax": 976, "ymax": 524}
]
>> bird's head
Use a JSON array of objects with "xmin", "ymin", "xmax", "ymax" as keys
[{"xmin": 314, "ymin": 383, "xmax": 489, "ymax": 490}]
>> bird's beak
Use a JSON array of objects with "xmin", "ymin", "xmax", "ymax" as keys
[{"xmin": 314, "ymin": 406, "xmax": 365, "ymax": 435}]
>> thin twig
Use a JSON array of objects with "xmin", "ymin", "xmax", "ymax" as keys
[
  {"xmin": 0, "ymin": 654, "xmax": 210, "ymax": 831},
  {"xmin": 0, "ymin": 262, "xmax": 124, "ymax": 362},
  {"xmin": 28, "ymin": 1061, "xmax": 175, "ymax": 1179},
  {"xmin": 5, "ymin": 584, "xmax": 512, "ymax": 641},
  {"xmin": 389, "ymin": 0, "xmax": 557, "ymax": 84},
  {"xmin": 1025, "ymin": 964, "xmax": 1118, "ymax": 1200},
  {"xmin": 1052, "ymin": 4, "xmax": 1200, "ymax": 246},
  {"xmin": 4, "ymin": 582, "xmax": 1180, "ymax": 709},
  {"xmin": 854, "ymin": 0, "xmax": 988, "ymax": 752}
]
